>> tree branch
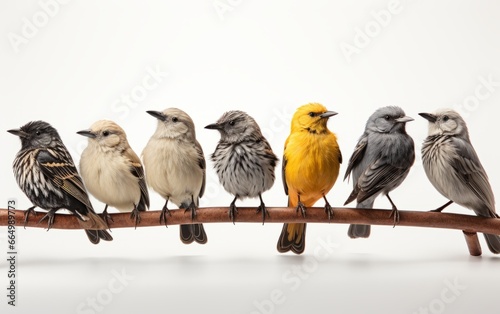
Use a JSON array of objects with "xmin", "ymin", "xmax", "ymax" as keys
[{"xmin": 1, "ymin": 207, "xmax": 499, "ymax": 256}]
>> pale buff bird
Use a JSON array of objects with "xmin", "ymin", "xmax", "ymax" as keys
[{"xmin": 78, "ymin": 120, "xmax": 149, "ymax": 228}]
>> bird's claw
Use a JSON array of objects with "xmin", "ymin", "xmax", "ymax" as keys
[
  {"xmin": 325, "ymin": 203, "xmax": 333, "ymax": 221},
  {"xmin": 102, "ymin": 208, "xmax": 114, "ymax": 226},
  {"xmin": 23, "ymin": 206, "xmax": 36, "ymax": 229},
  {"xmin": 184, "ymin": 203, "xmax": 197, "ymax": 221},
  {"xmin": 159, "ymin": 206, "xmax": 171, "ymax": 227},
  {"xmin": 296, "ymin": 202, "xmax": 307, "ymax": 218},
  {"xmin": 130, "ymin": 207, "xmax": 141, "ymax": 229},
  {"xmin": 228, "ymin": 203, "xmax": 238, "ymax": 224},
  {"xmin": 256, "ymin": 203, "xmax": 270, "ymax": 225},
  {"xmin": 38, "ymin": 209, "xmax": 56, "ymax": 231},
  {"xmin": 389, "ymin": 208, "xmax": 400, "ymax": 227}
]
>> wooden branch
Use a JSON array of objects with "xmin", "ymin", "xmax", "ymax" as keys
[{"xmin": 1, "ymin": 207, "xmax": 499, "ymax": 256}]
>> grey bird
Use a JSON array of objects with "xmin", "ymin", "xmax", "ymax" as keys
[
  {"xmin": 142, "ymin": 108, "xmax": 207, "ymax": 244},
  {"xmin": 78, "ymin": 120, "xmax": 149, "ymax": 228},
  {"xmin": 344, "ymin": 106, "xmax": 415, "ymax": 238},
  {"xmin": 205, "ymin": 110, "xmax": 278, "ymax": 223},
  {"xmin": 420, "ymin": 109, "xmax": 500, "ymax": 254},
  {"xmin": 8, "ymin": 121, "xmax": 112, "ymax": 244}
]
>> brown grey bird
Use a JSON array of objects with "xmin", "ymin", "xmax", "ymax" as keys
[
  {"xmin": 205, "ymin": 110, "xmax": 278, "ymax": 224},
  {"xmin": 344, "ymin": 106, "xmax": 415, "ymax": 238},
  {"xmin": 142, "ymin": 108, "xmax": 207, "ymax": 244},
  {"xmin": 77, "ymin": 120, "xmax": 149, "ymax": 228},
  {"xmin": 8, "ymin": 121, "xmax": 112, "ymax": 244},
  {"xmin": 420, "ymin": 109, "xmax": 500, "ymax": 254}
]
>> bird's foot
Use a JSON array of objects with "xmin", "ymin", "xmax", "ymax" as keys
[
  {"xmin": 228, "ymin": 203, "xmax": 238, "ymax": 224},
  {"xmin": 184, "ymin": 201, "xmax": 197, "ymax": 221},
  {"xmin": 325, "ymin": 202, "xmax": 333, "ymax": 221},
  {"xmin": 130, "ymin": 206, "xmax": 141, "ymax": 229},
  {"xmin": 102, "ymin": 207, "xmax": 114, "ymax": 226},
  {"xmin": 23, "ymin": 206, "xmax": 36, "ymax": 229},
  {"xmin": 256, "ymin": 203, "xmax": 270, "ymax": 225},
  {"xmin": 159, "ymin": 205, "xmax": 171, "ymax": 227},
  {"xmin": 296, "ymin": 202, "xmax": 307, "ymax": 218},
  {"xmin": 38, "ymin": 209, "xmax": 57, "ymax": 231},
  {"xmin": 389, "ymin": 208, "xmax": 400, "ymax": 228}
]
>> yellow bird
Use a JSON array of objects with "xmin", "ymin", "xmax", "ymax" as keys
[{"xmin": 277, "ymin": 103, "xmax": 342, "ymax": 254}]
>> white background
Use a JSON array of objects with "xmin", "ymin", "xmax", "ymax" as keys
[{"xmin": 1, "ymin": 1, "xmax": 500, "ymax": 313}]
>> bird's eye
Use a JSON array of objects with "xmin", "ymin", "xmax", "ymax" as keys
[
  {"xmin": 229, "ymin": 120, "xmax": 235, "ymax": 126},
  {"xmin": 35, "ymin": 131, "xmax": 41, "ymax": 136},
  {"xmin": 442, "ymin": 115, "xmax": 449, "ymax": 122},
  {"xmin": 172, "ymin": 117, "xmax": 178, "ymax": 123},
  {"xmin": 308, "ymin": 112, "xmax": 316, "ymax": 117},
  {"xmin": 102, "ymin": 131, "xmax": 109, "ymax": 136},
  {"xmin": 384, "ymin": 115, "xmax": 390, "ymax": 120}
]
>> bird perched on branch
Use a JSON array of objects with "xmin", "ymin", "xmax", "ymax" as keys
[
  {"xmin": 344, "ymin": 106, "xmax": 415, "ymax": 238},
  {"xmin": 206, "ymin": 110, "xmax": 278, "ymax": 224},
  {"xmin": 277, "ymin": 103, "xmax": 341, "ymax": 254},
  {"xmin": 143, "ymin": 108, "xmax": 207, "ymax": 244},
  {"xmin": 420, "ymin": 109, "xmax": 500, "ymax": 254},
  {"xmin": 77, "ymin": 120, "xmax": 149, "ymax": 228},
  {"xmin": 8, "ymin": 121, "xmax": 112, "ymax": 244}
]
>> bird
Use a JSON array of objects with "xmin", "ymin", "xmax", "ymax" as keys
[
  {"xmin": 142, "ymin": 108, "xmax": 207, "ymax": 244},
  {"xmin": 420, "ymin": 109, "xmax": 500, "ymax": 254},
  {"xmin": 8, "ymin": 120, "xmax": 112, "ymax": 244},
  {"xmin": 205, "ymin": 110, "xmax": 278, "ymax": 224},
  {"xmin": 276, "ymin": 103, "xmax": 342, "ymax": 254},
  {"xmin": 77, "ymin": 120, "xmax": 149, "ymax": 228},
  {"xmin": 344, "ymin": 106, "xmax": 415, "ymax": 238}
]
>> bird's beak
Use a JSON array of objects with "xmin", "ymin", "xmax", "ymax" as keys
[
  {"xmin": 205, "ymin": 123, "xmax": 222, "ymax": 130},
  {"xmin": 320, "ymin": 111, "xmax": 338, "ymax": 119},
  {"xmin": 395, "ymin": 116, "xmax": 414, "ymax": 123},
  {"xmin": 77, "ymin": 130, "xmax": 97, "ymax": 138},
  {"xmin": 147, "ymin": 110, "xmax": 166, "ymax": 121},
  {"xmin": 418, "ymin": 113, "xmax": 437, "ymax": 123},
  {"xmin": 7, "ymin": 128, "xmax": 28, "ymax": 138}
]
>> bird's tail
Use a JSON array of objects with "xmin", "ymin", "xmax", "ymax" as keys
[
  {"xmin": 180, "ymin": 224, "xmax": 207, "ymax": 244},
  {"xmin": 483, "ymin": 233, "xmax": 500, "ymax": 254},
  {"xmin": 277, "ymin": 223, "xmax": 306, "ymax": 254},
  {"xmin": 77, "ymin": 211, "xmax": 113, "ymax": 244},
  {"xmin": 348, "ymin": 199, "xmax": 374, "ymax": 239}
]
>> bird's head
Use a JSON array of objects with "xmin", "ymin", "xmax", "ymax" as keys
[
  {"xmin": 8, "ymin": 120, "xmax": 61, "ymax": 150},
  {"xmin": 147, "ymin": 108, "xmax": 196, "ymax": 140},
  {"xmin": 366, "ymin": 106, "xmax": 413, "ymax": 134},
  {"xmin": 291, "ymin": 103, "xmax": 337, "ymax": 134},
  {"xmin": 77, "ymin": 120, "xmax": 127, "ymax": 150},
  {"xmin": 205, "ymin": 110, "xmax": 262, "ymax": 143},
  {"xmin": 419, "ymin": 109, "xmax": 469, "ymax": 138}
]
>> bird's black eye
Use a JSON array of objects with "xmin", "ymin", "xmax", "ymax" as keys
[
  {"xmin": 172, "ymin": 117, "xmax": 178, "ymax": 123},
  {"xmin": 442, "ymin": 115, "xmax": 449, "ymax": 122},
  {"xmin": 308, "ymin": 112, "xmax": 316, "ymax": 117},
  {"xmin": 35, "ymin": 131, "xmax": 41, "ymax": 136},
  {"xmin": 384, "ymin": 115, "xmax": 390, "ymax": 120},
  {"xmin": 102, "ymin": 131, "xmax": 109, "ymax": 136},
  {"xmin": 229, "ymin": 120, "xmax": 235, "ymax": 126}
]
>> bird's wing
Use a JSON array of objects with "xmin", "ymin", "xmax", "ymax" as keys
[
  {"xmin": 355, "ymin": 157, "xmax": 409, "ymax": 204},
  {"xmin": 195, "ymin": 140, "xmax": 206, "ymax": 198},
  {"xmin": 36, "ymin": 149, "xmax": 93, "ymax": 210},
  {"xmin": 282, "ymin": 137, "xmax": 290, "ymax": 196},
  {"xmin": 449, "ymin": 137, "xmax": 495, "ymax": 212},
  {"xmin": 343, "ymin": 136, "xmax": 367, "ymax": 181},
  {"xmin": 124, "ymin": 147, "xmax": 150, "ymax": 209}
]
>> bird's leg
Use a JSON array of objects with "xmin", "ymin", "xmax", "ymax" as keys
[
  {"xmin": 323, "ymin": 194, "xmax": 333, "ymax": 221},
  {"xmin": 256, "ymin": 193, "xmax": 270, "ymax": 225},
  {"xmin": 159, "ymin": 197, "xmax": 171, "ymax": 227},
  {"xmin": 386, "ymin": 194, "xmax": 400, "ymax": 227},
  {"xmin": 23, "ymin": 205, "xmax": 37, "ymax": 229},
  {"xmin": 430, "ymin": 200, "xmax": 453, "ymax": 213},
  {"xmin": 38, "ymin": 209, "xmax": 57, "ymax": 231},
  {"xmin": 296, "ymin": 194, "xmax": 307, "ymax": 218},
  {"xmin": 130, "ymin": 203, "xmax": 141, "ymax": 229},
  {"xmin": 229, "ymin": 196, "xmax": 238, "ymax": 224},
  {"xmin": 184, "ymin": 195, "xmax": 197, "ymax": 220},
  {"xmin": 102, "ymin": 204, "xmax": 114, "ymax": 226}
]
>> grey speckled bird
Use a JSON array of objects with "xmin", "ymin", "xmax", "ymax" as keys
[
  {"xmin": 143, "ymin": 108, "xmax": 207, "ymax": 244},
  {"xmin": 420, "ymin": 109, "xmax": 500, "ymax": 254},
  {"xmin": 344, "ymin": 106, "xmax": 415, "ymax": 238},
  {"xmin": 205, "ymin": 110, "xmax": 278, "ymax": 224}
]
